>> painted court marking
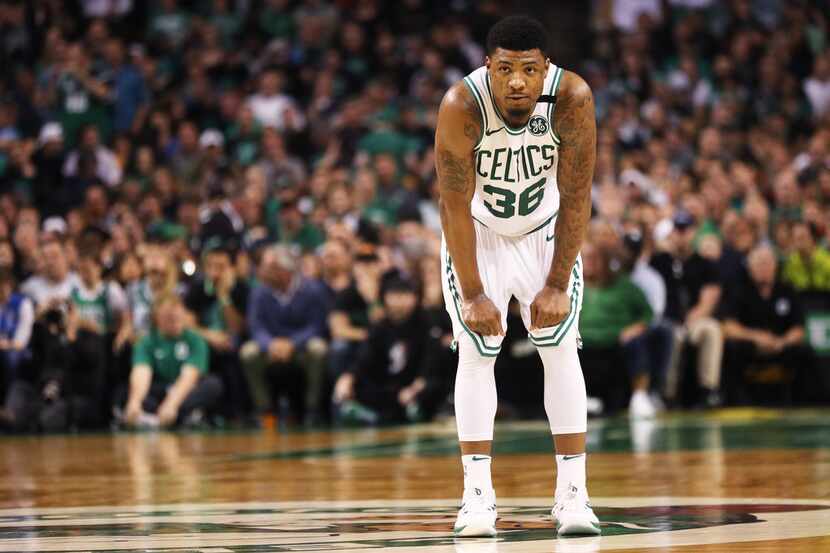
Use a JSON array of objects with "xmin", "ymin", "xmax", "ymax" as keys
[{"xmin": 0, "ymin": 497, "xmax": 827, "ymax": 551}]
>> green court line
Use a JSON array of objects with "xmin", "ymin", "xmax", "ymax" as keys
[{"xmin": 226, "ymin": 410, "xmax": 830, "ymax": 462}]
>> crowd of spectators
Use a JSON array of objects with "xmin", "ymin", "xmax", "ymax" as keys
[
  {"xmin": 0, "ymin": 0, "xmax": 826, "ymax": 432},
  {"xmin": 580, "ymin": 0, "xmax": 830, "ymax": 415}
]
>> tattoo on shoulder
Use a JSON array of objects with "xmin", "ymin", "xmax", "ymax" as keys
[
  {"xmin": 555, "ymin": 91, "xmax": 594, "ymax": 146},
  {"xmin": 461, "ymin": 88, "xmax": 481, "ymax": 141},
  {"xmin": 463, "ymin": 121, "xmax": 478, "ymax": 140},
  {"xmin": 554, "ymin": 81, "xmax": 596, "ymax": 194},
  {"xmin": 437, "ymin": 148, "xmax": 470, "ymax": 194}
]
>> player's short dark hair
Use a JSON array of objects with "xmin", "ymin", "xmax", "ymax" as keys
[{"xmin": 486, "ymin": 15, "xmax": 549, "ymax": 56}]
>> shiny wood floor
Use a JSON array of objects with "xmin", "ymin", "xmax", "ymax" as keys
[{"xmin": 0, "ymin": 409, "xmax": 828, "ymax": 552}]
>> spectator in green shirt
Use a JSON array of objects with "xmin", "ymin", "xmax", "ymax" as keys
[
  {"xmin": 782, "ymin": 221, "xmax": 830, "ymax": 292},
  {"xmin": 579, "ymin": 242, "xmax": 658, "ymax": 418},
  {"xmin": 122, "ymin": 294, "xmax": 222, "ymax": 428}
]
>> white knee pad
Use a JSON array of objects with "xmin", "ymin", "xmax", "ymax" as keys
[
  {"xmin": 454, "ymin": 333, "xmax": 498, "ymax": 441},
  {"xmin": 537, "ymin": 335, "xmax": 587, "ymax": 435}
]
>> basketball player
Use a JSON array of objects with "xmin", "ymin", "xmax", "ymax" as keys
[{"xmin": 435, "ymin": 16, "xmax": 599, "ymax": 536}]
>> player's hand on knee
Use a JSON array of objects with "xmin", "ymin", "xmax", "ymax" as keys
[
  {"xmin": 461, "ymin": 294, "xmax": 504, "ymax": 337},
  {"xmin": 530, "ymin": 286, "xmax": 570, "ymax": 330}
]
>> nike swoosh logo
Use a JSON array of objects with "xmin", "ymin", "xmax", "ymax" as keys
[
  {"xmin": 485, "ymin": 127, "xmax": 505, "ymax": 136},
  {"xmin": 471, "ymin": 456, "xmax": 489, "ymax": 461},
  {"xmin": 562, "ymin": 454, "xmax": 584, "ymax": 460},
  {"xmin": 545, "ymin": 231, "xmax": 555, "ymax": 242}
]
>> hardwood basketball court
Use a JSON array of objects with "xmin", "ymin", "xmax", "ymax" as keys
[{"xmin": 1, "ymin": 408, "xmax": 828, "ymax": 551}]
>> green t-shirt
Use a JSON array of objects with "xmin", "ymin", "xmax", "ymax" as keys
[
  {"xmin": 132, "ymin": 328, "xmax": 208, "ymax": 385},
  {"xmin": 579, "ymin": 275, "xmax": 653, "ymax": 348},
  {"xmin": 56, "ymin": 73, "xmax": 111, "ymax": 146}
]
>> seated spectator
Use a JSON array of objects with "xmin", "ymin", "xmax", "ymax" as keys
[
  {"xmin": 650, "ymin": 211, "xmax": 724, "ymax": 407},
  {"xmin": 71, "ymin": 240, "xmax": 131, "ymax": 349},
  {"xmin": 580, "ymin": 242, "xmax": 657, "ymax": 418},
  {"xmin": 722, "ymin": 245, "xmax": 815, "ymax": 405},
  {"xmin": 247, "ymin": 245, "xmax": 328, "ymax": 426},
  {"xmin": 332, "ymin": 278, "xmax": 449, "ymax": 424},
  {"xmin": 621, "ymin": 230, "xmax": 672, "ymax": 407},
  {"xmin": 327, "ymin": 252, "xmax": 383, "ymax": 379},
  {"xmin": 184, "ymin": 239, "xmax": 253, "ymax": 424},
  {"xmin": 0, "ymin": 270, "xmax": 34, "ymax": 395},
  {"xmin": 319, "ymin": 239, "xmax": 353, "ymax": 301},
  {"xmin": 782, "ymin": 221, "xmax": 830, "ymax": 293},
  {"xmin": 121, "ymin": 294, "xmax": 223, "ymax": 429},
  {"xmin": 126, "ymin": 245, "xmax": 178, "ymax": 338},
  {"xmin": 72, "ymin": 239, "xmax": 132, "ymax": 416},
  {"xmin": 718, "ymin": 214, "xmax": 756, "ymax": 290}
]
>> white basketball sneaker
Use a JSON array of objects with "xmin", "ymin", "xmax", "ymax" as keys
[
  {"xmin": 551, "ymin": 484, "xmax": 601, "ymax": 536},
  {"xmin": 453, "ymin": 486, "xmax": 497, "ymax": 537},
  {"xmin": 629, "ymin": 389, "xmax": 657, "ymax": 419}
]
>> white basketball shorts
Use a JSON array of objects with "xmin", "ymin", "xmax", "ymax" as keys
[{"xmin": 441, "ymin": 215, "xmax": 583, "ymax": 357}]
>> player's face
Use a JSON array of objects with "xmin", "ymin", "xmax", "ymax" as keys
[{"xmin": 486, "ymin": 48, "xmax": 549, "ymax": 124}]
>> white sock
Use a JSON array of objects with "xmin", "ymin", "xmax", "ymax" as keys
[
  {"xmin": 462, "ymin": 454, "xmax": 493, "ymax": 492},
  {"xmin": 631, "ymin": 389, "xmax": 648, "ymax": 401},
  {"xmin": 555, "ymin": 453, "xmax": 586, "ymax": 494}
]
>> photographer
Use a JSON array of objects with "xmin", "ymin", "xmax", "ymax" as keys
[
  {"xmin": 2, "ymin": 238, "xmax": 107, "ymax": 432},
  {"xmin": 21, "ymin": 235, "xmax": 80, "ymax": 312}
]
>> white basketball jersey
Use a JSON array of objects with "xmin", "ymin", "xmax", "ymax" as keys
[{"xmin": 463, "ymin": 65, "xmax": 564, "ymax": 237}]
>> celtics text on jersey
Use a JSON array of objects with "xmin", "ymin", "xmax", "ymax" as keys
[{"xmin": 463, "ymin": 65, "xmax": 564, "ymax": 237}]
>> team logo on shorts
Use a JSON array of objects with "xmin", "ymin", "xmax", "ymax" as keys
[{"xmin": 528, "ymin": 115, "xmax": 549, "ymax": 136}]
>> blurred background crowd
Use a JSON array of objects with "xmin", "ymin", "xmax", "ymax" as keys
[{"xmin": 0, "ymin": 0, "xmax": 827, "ymax": 433}]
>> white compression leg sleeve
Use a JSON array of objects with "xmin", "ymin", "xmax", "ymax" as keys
[
  {"xmin": 454, "ymin": 333, "xmax": 499, "ymax": 441},
  {"xmin": 537, "ymin": 336, "xmax": 587, "ymax": 435}
]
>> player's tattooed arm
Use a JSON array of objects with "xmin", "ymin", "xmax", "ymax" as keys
[
  {"xmin": 548, "ymin": 71, "xmax": 596, "ymax": 290},
  {"xmin": 436, "ymin": 82, "xmax": 481, "ymax": 293},
  {"xmin": 435, "ymin": 83, "xmax": 503, "ymax": 336},
  {"xmin": 436, "ymin": 84, "xmax": 481, "ymax": 194}
]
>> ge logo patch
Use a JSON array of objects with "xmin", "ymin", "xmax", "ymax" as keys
[{"xmin": 528, "ymin": 115, "xmax": 549, "ymax": 136}]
